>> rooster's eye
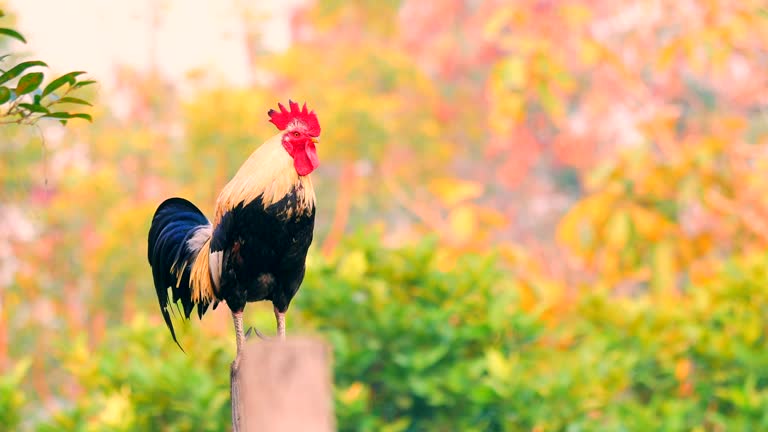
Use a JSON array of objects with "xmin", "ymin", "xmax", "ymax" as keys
[{"xmin": 293, "ymin": 132, "xmax": 300, "ymax": 137}]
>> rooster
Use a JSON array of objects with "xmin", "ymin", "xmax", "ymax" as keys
[{"xmin": 147, "ymin": 100, "xmax": 320, "ymax": 364}]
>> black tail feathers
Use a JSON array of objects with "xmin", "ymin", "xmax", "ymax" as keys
[{"xmin": 147, "ymin": 197, "xmax": 216, "ymax": 350}]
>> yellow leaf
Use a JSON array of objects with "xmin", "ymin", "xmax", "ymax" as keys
[
  {"xmin": 718, "ymin": 115, "xmax": 747, "ymax": 134},
  {"xmin": 651, "ymin": 241, "xmax": 677, "ymax": 295},
  {"xmin": 502, "ymin": 57, "xmax": 527, "ymax": 88},
  {"xmin": 599, "ymin": 251, "xmax": 622, "ymax": 282},
  {"xmin": 447, "ymin": 204, "xmax": 479, "ymax": 245},
  {"xmin": 657, "ymin": 39, "xmax": 680, "ymax": 71},
  {"xmin": 337, "ymin": 250, "xmax": 368, "ymax": 282},
  {"xmin": 380, "ymin": 418, "xmax": 411, "ymax": 432},
  {"xmin": 486, "ymin": 348, "xmax": 512, "ymax": 379},
  {"xmin": 476, "ymin": 206, "xmax": 509, "ymax": 228},
  {"xmin": 490, "ymin": 92, "xmax": 525, "ymax": 129},
  {"xmin": 432, "ymin": 248, "xmax": 457, "ymax": 272},
  {"xmin": 339, "ymin": 382, "xmax": 366, "ymax": 405},
  {"xmin": 516, "ymin": 280, "xmax": 538, "ymax": 312},
  {"xmin": 627, "ymin": 204, "xmax": 669, "ymax": 241},
  {"xmin": 743, "ymin": 312, "xmax": 761, "ymax": 345},
  {"xmin": 537, "ymin": 279, "xmax": 566, "ymax": 305},
  {"xmin": 556, "ymin": 191, "xmax": 616, "ymax": 253},
  {"xmin": 556, "ymin": 208, "xmax": 583, "ymax": 252},
  {"xmin": 579, "ymin": 39, "xmax": 602, "ymax": 66},
  {"xmin": 498, "ymin": 244, "xmax": 527, "ymax": 266},
  {"xmin": 92, "ymin": 387, "xmax": 134, "ymax": 430},
  {"xmin": 429, "ymin": 177, "xmax": 484, "ymax": 207},
  {"xmin": 604, "ymin": 211, "xmax": 630, "ymax": 251}
]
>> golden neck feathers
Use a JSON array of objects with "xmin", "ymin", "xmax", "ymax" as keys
[{"xmin": 213, "ymin": 132, "xmax": 316, "ymax": 226}]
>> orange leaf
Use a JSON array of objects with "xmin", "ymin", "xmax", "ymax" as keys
[{"xmin": 674, "ymin": 358, "xmax": 692, "ymax": 381}]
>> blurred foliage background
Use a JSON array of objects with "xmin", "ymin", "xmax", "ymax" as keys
[{"xmin": 2, "ymin": 0, "xmax": 768, "ymax": 430}]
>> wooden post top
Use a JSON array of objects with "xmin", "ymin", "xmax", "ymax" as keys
[{"xmin": 238, "ymin": 337, "xmax": 335, "ymax": 432}]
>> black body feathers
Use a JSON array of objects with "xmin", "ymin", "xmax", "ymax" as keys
[{"xmin": 211, "ymin": 188, "xmax": 315, "ymax": 313}]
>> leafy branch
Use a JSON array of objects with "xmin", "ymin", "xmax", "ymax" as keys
[{"xmin": 0, "ymin": 11, "xmax": 95, "ymax": 126}]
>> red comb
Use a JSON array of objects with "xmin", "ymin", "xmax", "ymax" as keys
[{"xmin": 268, "ymin": 100, "xmax": 321, "ymax": 137}]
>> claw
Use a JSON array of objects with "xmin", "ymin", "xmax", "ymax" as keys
[{"xmin": 245, "ymin": 326, "xmax": 266, "ymax": 340}]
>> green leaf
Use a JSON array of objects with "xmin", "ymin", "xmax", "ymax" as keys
[
  {"xmin": 15, "ymin": 72, "xmax": 43, "ymax": 95},
  {"xmin": 43, "ymin": 112, "xmax": 73, "ymax": 119},
  {"xmin": 43, "ymin": 111, "xmax": 93, "ymax": 122},
  {"xmin": 53, "ymin": 96, "xmax": 92, "ymax": 106},
  {"xmin": 41, "ymin": 71, "xmax": 86, "ymax": 97},
  {"xmin": 72, "ymin": 80, "xmax": 96, "ymax": 89},
  {"xmin": 0, "ymin": 28, "xmax": 26, "ymax": 43},
  {"xmin": 0, "ymin": 61, "xmax": 47, "ymax": 86},
  {"xmin": 18, "ymin": 103, "xmax": 49, "ymax": 114},
  {"xmin": 0, "ymin": 86, "xmax": 10, "ymax": 104},
  {"xmin": 71, "ymin": 113, "xmax": 92, "ymax": 122}
]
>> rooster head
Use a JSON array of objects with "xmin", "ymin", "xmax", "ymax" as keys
[{"xmin": 268, "ymin": 100, "xmax": 320, "ymax": 176}]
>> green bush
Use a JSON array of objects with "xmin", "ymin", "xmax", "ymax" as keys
[
  {"xmin": 29, "ymin": 233, "xmax": 768, "ymax": 431},
  {"xmin": 297, "ymin": 232, "xmax": 768, "ymax": 431},
  {"xmin": 36, "ymin": 316, "xmax": 231, "ymax": 432},
  {"xmin": 296, "ymin": 233, "xmax": 532, "ymax": 431},
  {"xmin": 0, "ymin": 357, "xmax": 30, "ymax": 430}
]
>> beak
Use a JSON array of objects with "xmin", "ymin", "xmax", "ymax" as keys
[{"xmin": 311, "ymin": 137, "xmax": 319, "ymax": 144}]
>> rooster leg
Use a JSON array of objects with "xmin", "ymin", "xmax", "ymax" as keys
[
  {"xmin": 231, "ymin": 311, "xmax": 245, "ymax": 430},
  {"xmin": 233, "ymin": 311, "xmax": 246, "ymax": 360},
  {"xmin": 274, "ymin": 306, "xmax": 286, "ymax": 340}
]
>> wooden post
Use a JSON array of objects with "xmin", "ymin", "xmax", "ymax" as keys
[{"xmin": 231, "ymin": 337, "xmax": 335, "ymax": 432}]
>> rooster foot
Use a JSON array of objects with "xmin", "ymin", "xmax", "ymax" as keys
[
  {"xmin": 231, "ymin": 354, "xmax": 242, "ymax": 375},
  {"xmin": 244, "ymin": 326, "xmax": 266, "ymax": 340}
]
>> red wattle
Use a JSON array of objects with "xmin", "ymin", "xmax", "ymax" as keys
[{"xmin": 294, "ymin": 144, "xmax": 319, "ymax": 176}]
